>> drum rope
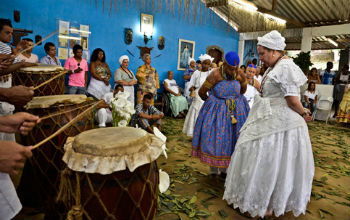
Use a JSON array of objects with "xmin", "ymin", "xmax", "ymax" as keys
[
  {"xmin": 32, "ymin": 100, "xmax": 103, "ymax": 149},
  {"xmin": 39, "ymin": 101, "xmax": 96, "ymax": 121},
  {"xmin": 33, "ymin": 70, "xmax": 68, "ymax": 91}
]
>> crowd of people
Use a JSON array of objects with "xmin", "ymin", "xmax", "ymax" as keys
[{"xmin": 0, "ymin": 15, "xmax": 349, "ymax": 219}]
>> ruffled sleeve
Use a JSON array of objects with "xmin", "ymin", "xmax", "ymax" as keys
[{"xmin": 269, "ymin": 59, "xmax": 307, "ymax": 97}]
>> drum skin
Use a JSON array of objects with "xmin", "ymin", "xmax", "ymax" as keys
[
  {"xmin": 13, "ymin": 69, "xmax": 65, "ymax": 96},
  {"xmin": 76, "ymin": 162, "xmax": 159, "ymax": 220},
  {"xmin": 17, "ymin": 98, "xmax": 96, "ymax": 219}
]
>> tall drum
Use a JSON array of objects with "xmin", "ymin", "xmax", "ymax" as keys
[
  {"xmin": 61, "ymin": 127, "xmax": 165, "ymax": 220},
  {"xmin": 13, "ymin": 64, "xmax": 66, "ymax": 96},
  {"xmin": 17, "ymin": 95, "xmax": 96, "ymax": 218}
]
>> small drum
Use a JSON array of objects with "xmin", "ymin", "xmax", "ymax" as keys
[
  {"xmin": 61, "ymin": 127, "xmax": 165, "ymax": 220},
  {"xmin": 13, "ymin": 64, "xmax": 66, "ymax": 96},
  {"xmin": 17, "ymin": 95, "xmax": 96, "ymax": 218}
]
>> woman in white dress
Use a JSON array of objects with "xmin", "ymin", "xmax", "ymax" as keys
[
  {"xmin": 182, "ymin": 54, "xmax": 213, "ymax": 136},
  {"xmin": 114, "ymin": 55, "xmax": 137, "ymax": 104},
  {"xmin": 223, "ymin": 31, "xmax": 314, "ymax": 218}
]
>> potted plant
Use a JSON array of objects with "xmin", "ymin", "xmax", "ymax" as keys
[{"xmin": 293, "ymin": 51, "xmax": 313, "ymax": 74}]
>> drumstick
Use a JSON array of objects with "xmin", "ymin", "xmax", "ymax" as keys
[
  {"xmin": 32, "ymin": 100, "xmax": 103, "ymax": 150},
  {"xmin": 33, "ymin": 70, "xmax": 68, "ymax": 91},
  {"xmin": 39, "ymin": 101, "xmax": 96, "ymax": 121},
  {"xmin": 17, "ymin": 30, "xmax": 58, "ymax": 55}
]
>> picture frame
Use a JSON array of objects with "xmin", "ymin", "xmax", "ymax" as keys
[
  {"xmin": 140, "ymin": 13, "xmax": 153, "ymax": 35},
  {"xmin": 177, "ymin": 39, "xmax": 195, "ymax": 70}
]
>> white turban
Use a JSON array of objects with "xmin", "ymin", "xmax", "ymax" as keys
[
  {"xmin": 119, "ymin": 55, "xmax": 129, "ymax": 65},
  {"xmin": 199, "ymin": 54, "xmax": 214, "ymax": 63},
  {"xmin": 257, "ymin": 30, "xmax": 286, "ymax": 51},
  {"xmin": 188, "ymin": 57, "xmax": 195, "ymax": 66}
]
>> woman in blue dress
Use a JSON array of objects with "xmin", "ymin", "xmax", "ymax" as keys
[{"xmin": 192, "ymin": 51, "xmax": 250, "ymax": 175}]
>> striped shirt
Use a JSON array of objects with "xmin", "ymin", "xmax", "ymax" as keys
[
  {"xmin": 0, "ymin": 41, "xmax": 11, "ymax": 55},
  {"xmin": 0, "ymin": 41, "xmax": 14, "ymax": 83}
]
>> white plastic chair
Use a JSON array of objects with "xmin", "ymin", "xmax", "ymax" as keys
[{"xmin": 312, "ymin": 96, "xmax": 334, "ymax": 123}]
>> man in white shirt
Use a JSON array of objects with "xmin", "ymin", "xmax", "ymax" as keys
[
  {"xmin": 96, "ymin": 84, "xmax": 123, "ymax": 127},
  {"xmin": 16, "ymin": 38, "xmax": 38, "ymax": 63},
  {"xmin": 163, "ymin": 71, "xmax": 188, "ymax": 118}
]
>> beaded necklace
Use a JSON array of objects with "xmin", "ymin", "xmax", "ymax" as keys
[{"xmin": 260, "ymin": 55, "xmax": 287, "ymax": 96}]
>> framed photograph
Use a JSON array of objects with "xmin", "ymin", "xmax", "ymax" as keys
[
  {"xmin": 58, "ymin": 37, "xmax": 68, "ymax": 47},
  {"xmin": 81, "ymin": 37, "xmax": 88, "ymax": 50},
  {"xmin": 140, "ymin": 13, "xmax": 153, "ymax": 35},
  {"xmin": 58, "ymin": 48, "xmax": 68, "ymax": 60},
  {"xmin": 177, "ymin": 39, "xmax": 195, "ymax": 70},
  {"xmin": 59, "ymin": 20, "xmax": 69, "ymax": 35},
  {"xmin": 69, "ymin": 39, "xmax": 81, "ymax": 48}
]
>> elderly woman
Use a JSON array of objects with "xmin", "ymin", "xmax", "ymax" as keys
[
  {"xmin": 192, "ymin": 51, "xmax": 249, "ymax": 176},
  {"xmin": 223, "ymin": 31, "xmax": 314, "ymax": 218},
  {"xmin": 136, "ymin": 53, "xmax": 159, "ymax": 104},
  {"xmin": 164, "ymin": 71, "xmax": 188, "ymax": 117},
  {"xmin": 183, "ymin": 57, "xmax": 196, "ymax": 100},
  {"xmin": 114, "ymin": 55, "xmax": 137, "ymax": 104},
  {"xmin": 86, "ymin": 48, "xmax": 111, "ymax": 99},
  {"xmin": 182, "ymin": 54, "xmax": 213, "ymax": 137}
]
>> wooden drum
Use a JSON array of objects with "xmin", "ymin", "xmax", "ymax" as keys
[
  {"xmin": 13, "ymin": 64, "xmax": 66, "ymax": 96},
  {"xmin": 61, "ymin": 127, "xmax": 165, "ymax": 220},
  {"xmin": 17, "ymin": 95, "xmax": 96, "ymax": 218}
]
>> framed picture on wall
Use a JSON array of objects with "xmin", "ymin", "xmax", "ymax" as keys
[{"xmin": 177, "ymin": 39, "xmax": 195, "ymax": 70}]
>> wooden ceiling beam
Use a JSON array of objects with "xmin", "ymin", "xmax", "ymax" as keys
[
  {"xmin": 206, "ymin": 0, "xmax": 227, "ymax": 7},
  {"xmin": 271, "ymin": 0, "xmax": 278, "ymax": 11},
  {"xmin": 257, "ymin": 7, "xmax": 305, "ymax": 27}
]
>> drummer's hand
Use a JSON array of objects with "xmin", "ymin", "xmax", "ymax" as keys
[
  {"xmin": 0, "ymin": 55, "xmax": 15, "ymax": 71},
  {"xmin": 4, "ymin": 85, "xmax": 34, "ymax": 107},
  {"xmin": 12, "ymin": 40, "xmax": 29, "ymax": 55},
  {"xmin": 0, "ymin": 112, "xmax": 40, "ymax": 135},
  {"xmin": 0, "ymin": 141, "xmax": 33, "ymax": 175}
]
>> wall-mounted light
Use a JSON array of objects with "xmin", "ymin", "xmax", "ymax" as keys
[
  {"xmin": 58, "ymin": 35, "xmax": 81, "ymax": 40},
  {"xmin": 140, "ymin": 13, "xmax": 153, "ymax": 44},
  {"xmin": 69, "ymin": 28, "xmax": 91, "ymax": 35}
]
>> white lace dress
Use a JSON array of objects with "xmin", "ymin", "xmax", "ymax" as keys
[{"xmin": 223, "ymin": 59, "xmax": 314, "ymax": 218}]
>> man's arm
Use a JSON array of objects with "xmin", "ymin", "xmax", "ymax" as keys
[{"xmin": 0, "ymin": 86, "xmax": 34, "ymax": 107}]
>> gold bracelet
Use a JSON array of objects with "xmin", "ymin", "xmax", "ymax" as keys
[{"xmin": 203, "ymin": 80, "xmax": 213, "ymax": 89}]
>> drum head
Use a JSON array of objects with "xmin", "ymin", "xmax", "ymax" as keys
[
  {"xmin": 63, "ymin": 127, "xmax": 165, "ymax": 174},
  {"xmin": 19, "ymin": 64, "xmax": 64, "ymax": 73},
  {"xmin": 25, "ymin": 95, "xmax": 89, "ymax": 109},
  {"xmin": 73, "ymin": 127, "xmax": 151, "ymax": 157}
]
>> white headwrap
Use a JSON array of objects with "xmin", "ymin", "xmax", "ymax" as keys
[
  {"xmin": 188, "ymin": 57, "xmax": 195, "ymax": 66},
  {"xmin": 199, "ymin": 54, "xmax": 214, "ymax": 63},
  {"xmin": 257, "ymin": 30, "xmax": 286, "ymax": 51},
  {"xmin": 119, "ymin": 55, "xmax": 129, "ymax": 65}
]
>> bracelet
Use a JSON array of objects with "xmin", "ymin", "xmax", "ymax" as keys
[
  {"xmin": 300, "ymin": 112, "xmax": 307, "ymax": 117},
  {"xmin": 203, "ymin": 80, "xmax": 213, "ymax": 89}
]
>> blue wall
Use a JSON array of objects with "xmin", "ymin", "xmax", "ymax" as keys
[{"xmin": 1, "ymin": 0, "xmax": 239, "ymax": 88}]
